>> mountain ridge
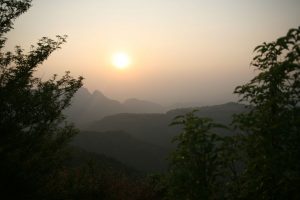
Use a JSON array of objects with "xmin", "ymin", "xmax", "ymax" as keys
[
  {"xmin": 65, "ymin": 88, "xmax": 166, "ymax": 126},
  {"xmin": 72, "ymin": 102, "xmax": 247, "ymax": 172}
]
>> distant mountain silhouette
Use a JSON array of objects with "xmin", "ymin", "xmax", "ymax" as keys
[
  {"xmin": 87, "ymin": 113, "xmax": 177, "ymax": 149},
  {"xmin": 70, "ymin": 102, "xmax": 247, "ymax": 172},
  {"xmin": 65, "ymin": 88, "xmax": 165, "ymax": 126},
  {"xmin": 87, "ymin": 102, "xmax": 246, "ymax": 148},
  {"xmin": 65, "ymin": 89, "xmax": 247, "ymax": 172}
]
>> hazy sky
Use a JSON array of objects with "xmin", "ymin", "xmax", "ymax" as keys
[{"xmin": 5, "ymin": 0, "xmax": 300, "ymax": 105}]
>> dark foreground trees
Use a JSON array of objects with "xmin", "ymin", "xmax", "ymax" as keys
[
  {"xmin": 166, "ymin": 113, "xmax": 226, "ymax": 199},
  {"xmin": 0, "ymin": 1, "xmax": 158, "ymax": 200},
  {"xmin": 1, "ymin": 1, "xmax": 299, "ymax": 199},
  {"xmin": 233, "ymin": 27, "xmax": 300, "ymax": 200},
  {"xmin": 164, "ymin": 27, "xmax": 300, "ymax": 200},
  {"xmin": 0, "ymin": 0, "xmax": 83, "ymax": 198}
]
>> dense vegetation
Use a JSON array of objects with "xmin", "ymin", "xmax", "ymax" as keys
[
  {"xmin": 0, "ymin": 1, "xmax": 156, "ymax": 199},
  {"xmin": 162, "ymin": 27, "xmax": 300, "ymax": 199},
  {"xmin": 0, "ymin": 1, "xmax": 299, "ymax": 199}
]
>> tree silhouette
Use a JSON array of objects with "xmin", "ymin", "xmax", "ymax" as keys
[
  {"xmin": 166, "ymin": 27, "xmax": 300, "ymax": 200},
  {"xmin": 233, "ymin": 26, "xmax": 300, "ymax": 200},
  {"xmin": 0, "ymin": 1, "xmax": 83, "ymax": 199},
  {"xmin": 167, "ymin": 111, "xmax": 227, "ymax": 200}
]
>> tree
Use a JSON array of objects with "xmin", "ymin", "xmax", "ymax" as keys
[
  {"xmin": 166, "ymin": 111, "xmax": 226, "ymax": 200},
  {"xmin": 233, "ymin": 27, "xmax": 300, "ymax": 199},
  {"xmin": 165, "ymin": 27, "xmax": 300, "ymax": 200},
  {"xmin": 0, "ymin": 1, "xmax": 83, "ymax": 199},
  {"xmin": 0, "ymin": 0, "xmax": 31, "ymax": 48}
]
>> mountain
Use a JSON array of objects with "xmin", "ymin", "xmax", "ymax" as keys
[
  {"xmin": 87, "ymin": 102, "xmax": 247, "ymax": 148},
  {"xmin": 64, "ymin": 87, "xmax": 92, "ymax": 124},
  {"xmin": 70, "ymin": 103, "xmax": 247, "ymax": 172},
  {"xmin": 64, "ymin": 88, "xmax": 165, "ymax": 127},
  {"xmin": 167, "ymin": 102, "xmax": 247, "ymax": 125},
  {"xmin": 72, "ymin": 131, "xmax": 168, "ymax": 172},
  {"xmin": 79, "ymin": 90, "xmax": 123, "ymax": 124},
  {"xmin": 87, "ymin": 113, "xmax": 178, "ymax": 149}
]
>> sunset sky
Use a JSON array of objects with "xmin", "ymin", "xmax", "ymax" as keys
[{"xmin": 5, "ymin": 0, "xmax": 300, "ymax": 105}]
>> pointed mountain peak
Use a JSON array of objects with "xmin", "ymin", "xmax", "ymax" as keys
[
  {"xmin": 92, "ymin": 90, "xmax": 106, "ymax": 98},
  {"xmin": 77, "ymin": 87, "xmax": 91, "ymax": 96}
]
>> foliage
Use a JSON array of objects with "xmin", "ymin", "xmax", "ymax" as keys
[
  {"xmin": 165, "ymin": 27, "xmax": 300, "ymax": 200},
  {"xmin": 0, "ymin": 2, "xmax": 162, "ymax": 199},
  {"xmin": 233, "ymin": 27, "xmax": 300, "ymax": 200},
  {"xmin": 0, "ymin": 0, "xmax": 32, "ymax": 48},
  {"xmin": 166, "ymin": 111, "xmax": 227, "ymax": 200},
  {"xmin": 0, "ymin": 0, "xmax": 83, "ymax": 199}
]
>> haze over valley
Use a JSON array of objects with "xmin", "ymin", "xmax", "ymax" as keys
[
  {"xmin": 65, "ymin": 89, "xmax": 247, "ymax": 172},
  {"xmin": 1, "ymin": 0, "xmax": 299, "ymax": 199}
]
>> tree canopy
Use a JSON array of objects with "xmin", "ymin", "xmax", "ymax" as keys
[
  {"xmin": 165, "ymin": 27, "xmax": 300, "ymax": 200},
  {"xmin": 0, "ymin": 0, "xmax": 83, "ymax": 198}
]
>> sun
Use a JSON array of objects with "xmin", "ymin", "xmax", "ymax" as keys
[{"xmin": 112, "ymin": 52, "xmax": 130, "ymax": 69}]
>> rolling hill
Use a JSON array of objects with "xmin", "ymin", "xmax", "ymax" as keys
[
  {"xmin": 71, "ymin": 102, "xmax": 247, "ymax": 172},
  {"xmin": 87, "ymin": 102, "xmax": 246, "ymax": 148}
]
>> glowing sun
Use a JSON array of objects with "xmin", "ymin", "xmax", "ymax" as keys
[{"xmin": 112, "ymin": 52, "xmax": 130, "ymax": 69}]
